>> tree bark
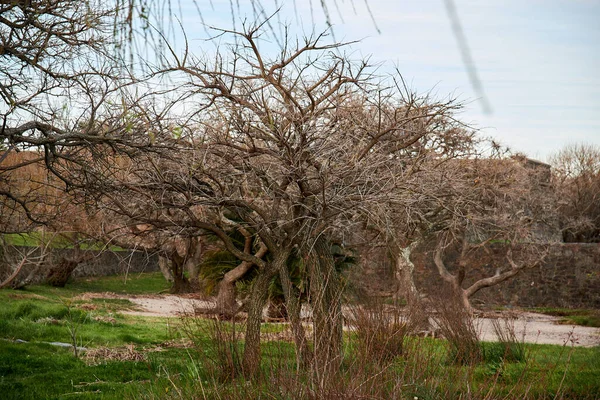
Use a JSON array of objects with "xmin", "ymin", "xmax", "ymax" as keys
[
  {"xmin": 157, "ymin": 256, "xmax": 174, "ymax": 282},
  {"xmin": 169, "ymin": 254, "xmax": 192, "ymax": 293},
  {"xmin": 46, "ymin": 258, "xmax": 79, "ymax": 287},
  {"xmin": 46, "ymin": 248, "xmax": 92, "ymax": 287},
  {"xmin": 216, "ymin": 243, "xmax": 268, "ymax": 319},
  {"xmin": 242, "ymin": 260, "xmax": 278, "ymax": 378},
  {"xmin": 277, "ymin": 249, "xmax": 310, "ymax": 370},
  {"xmin": 307, "ymin": 236, "xmax": 343, "ymax": 383},
  {"xmin": 216, "ymin": 275, "xmax": 239, "ymax": 318},
  {"xmin": 393, "ymin": 242, "xmax": 419, "ymax": 305},
  {"xmin": 184, "ymin": 238, "xmax": 203, "ymax": 290},
  {"xmin": 165, "ymin": 237, "xmax": 204, "ymax": 293},
  {"xmin": 433, "ymin": 240, "xmax": 471, "ymax": 311}
]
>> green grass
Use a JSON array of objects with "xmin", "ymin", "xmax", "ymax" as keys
[
  {"xmin": 532, "ymin": 307, "xmax": 600, "ymax": 328},
  {"xmin": 66, "ymin": 272, "xmax": 170, "ymax": 295},
  {"xmin": 2, "ymin": 232, "xmax": 125, "ymax": 251},
  {"xmin": 0, "ymin": 274, "xmax": 598, "ymax": 399},
  {"xmin": 469, "ymin": 343, "xmax": 600, "ymax": 398},
  {"xmin": 0, "ymin": 340, "xmax": 192, "ymax": 400},
  {"xmin": 1, "ymin": 272, "xmax": 170, "ymax": 299},
  {"xmin": 0, "ymin": 299, "xmax": 174, "ymax": 346},
  {"xmin": 0, "ymin": 273, "xmax": 186, "ymax": 399},
  {"xmin": 0, "ymin": 273, "xmax": 172, "ymax": 347}
]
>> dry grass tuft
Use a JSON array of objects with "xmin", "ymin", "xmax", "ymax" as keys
[{"xmin": 84, "ymin": 344, "xmax": 146, "ymax": 365}]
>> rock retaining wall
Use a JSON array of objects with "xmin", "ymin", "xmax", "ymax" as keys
[
  {"xmin": 69, "ymin": 249, "xmax": 159, "ymax": 278},
  {"xmin": 412, "ymin": 243, "xmax": 600, "ymax": 309},
  {"xmin": 0, "ymin": 246, "xmax": 159, "ymax": 283}
]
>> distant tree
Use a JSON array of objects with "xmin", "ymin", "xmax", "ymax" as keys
[
  {"xmin": 0, "ymin": 152, "xmax": 60, "ymax": 232},
  {"xmin": 364, "ymin": 128, "xmax": 479, "ymax": 306},
  {"xmin": 0, "ymin": 0, "xmax": 152, "ymax": 230},
  {"xmin": 550, "ymin": 143, "xmax": 600, "ymax": 243},
  {"xmin": 365, "ymin": 144, "xmax": 556, "ymax": 312},
  {"xmin": 430, "ymin": 155, "xmax": 555, "ymax": 311}
]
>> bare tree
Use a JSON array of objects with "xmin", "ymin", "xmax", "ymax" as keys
[
  {"xmin": 352, "ymin": 120, "xmax": 479, "ymax": 306},
  {"xmin": 1, "ymin": 2, "xmax": 491, "ymax": 378},
  {"xmin": 0, "ymin": 0, "xmax": 185, "ymax": 292},
  {"xmin": 0, "ymin": 0, "xmax": 159, "ymax": 234},
  {"xmin": 0, "ymin": 151, "xmax": 62, "ymax": 232},
  {"xmin": 0, "ymin": 238, "xmax": 49, "ymax": 289},
  {"xmin": 136, "ymin": 21, "xmax": 469, "ymax": 376},
  {"xmin": 47, "ymin": 16, "xmax": 471, "ymax": 379},
  {"xmin": 213, "ymin": 225, "xmax": 269, "ymax": 319},
  {"xmin": 430, "ymin": 155, "xmax": 556, "ymax": 311},
  {"xmin": 0, "ymin": 150, "xmax": 102, "ymax": 287},
  {"xmin": 550, "ymin": 143, "xmax": 600, "ymax": 243}
]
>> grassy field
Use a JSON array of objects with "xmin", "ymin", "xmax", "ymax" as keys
[
  {"xmin": 0, "ymin": 273, "xmax": 599, "ymax": 399},
  {"xmin": 532, "ymin": 307, "xmax": 600, "ymax": 328},
  {"xmin": 2, "ymin": 232, "xmax": 125, "ymax": 251}
]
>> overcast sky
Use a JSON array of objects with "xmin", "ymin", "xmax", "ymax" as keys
[{"xmin": 172, "ymin": 0, "xmax": 600, "ymax": 162}]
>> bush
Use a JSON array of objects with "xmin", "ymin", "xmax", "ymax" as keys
[
  {"xmin": 348, "ymin": 299, "xmax": 420, "ymax": 365},
  {"xmin": 431, "ymin": 291, "xmax": 482, "ymax": 365}
]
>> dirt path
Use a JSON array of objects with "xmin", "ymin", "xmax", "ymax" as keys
[
  {"xmin": 126, "ymin": 295, "xmax": 215, "ymax": 317},
  {"xmin": 84, "ymin": 293, "xmax": 600, "ymax": 347},
  {"xmin": 476, "ymin": 311, "xmax": 600, "ymax": 347}
]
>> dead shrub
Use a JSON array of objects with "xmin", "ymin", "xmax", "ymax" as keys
[
  {"xmin": 431, "ymin": 288, "xmax": 482, "ymax": 365},
  {"xmin": 84, "ymin": 344, "xmax": 146, "ymax": 365},
  {"xmin": 348, "ymin": 299, "xmax": 422, "ymax": 365}
]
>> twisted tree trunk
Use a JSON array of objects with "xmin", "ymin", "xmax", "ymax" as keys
[
  {"xmin": 157, "ymin": 256, "xmax": 174, "ymax": 282},
  {"xmin": 242, "ymin": 256, "xmax": 281, "ymax": 377},
  {"xmin": 433, "ymin": 239, "xmax": 548, "ymax": 313},
  {"xmin": 46, "ymin": 248, "xmax": 93, "ymax": 287},
  {"xmin": 307, "ymin": 236, "xmax": 343, "ymax": 383},
  {"xmin": 169, "ymin": 254, "xmax": 192, "ymax": 293},
  {"xmin": 216, "ymin": 243, "xmax": 268, "ymax": 319},
  {"xmin": 393, "ymin": 242, "xmax": 420, "ymax": 306},
  {"xmin": 277, "ymin": 249, "xmax": 310, "ymax": 369},
  {"xmin": 184, "ymin": 238, "xmax": 204, "ymax": 290},
  {"xmin": 46, "ymin": 258, "xmax": 80, "ymax": 287}
]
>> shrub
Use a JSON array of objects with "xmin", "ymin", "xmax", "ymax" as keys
[
  {"xmin": 430, "ymin": 290, "xmax": 482, "ymax": 365},
  {"xmin": 348, "ymin": 299, "xmax": 422, "ymax": 365}
]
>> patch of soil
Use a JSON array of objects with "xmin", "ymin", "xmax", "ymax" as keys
[{"xmin": 125, "ymin": 295, "xmax": 216, "ymax": 317}]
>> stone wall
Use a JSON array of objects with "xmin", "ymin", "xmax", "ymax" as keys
[
  {"xmin": 69, "ymin": 249, "xmax": 159, "ymax": 278},
  {"xmin": 4, "ymin": 242, "xmax": 599, "ymax": 309},
  {"xmin": 0, "ymin": 246, "xmax": 159, "ymax": 283},
  {"xmin": 412, "ymin": 243, "xmax": 600, "ymax": 309}
]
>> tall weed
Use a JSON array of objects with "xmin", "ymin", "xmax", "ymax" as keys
[
  {"xmin": 430, "ymin": 290, "xmax": 482, "ymax": 365},
  {"xmin": 488, "ymin": 314, "xmax": 527, "ymax": 363}
]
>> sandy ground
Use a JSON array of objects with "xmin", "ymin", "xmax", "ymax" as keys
[
  {"xmin": 476, "ymin": 311, "xmax": 599, "ymax": 347},
  {"xmin": 125, "ymin": 294, "xmax": 215, "ymax": 317},
  {"xmin": 85, "ymin": 293, "xmax": 600, "ymax": 348}
]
